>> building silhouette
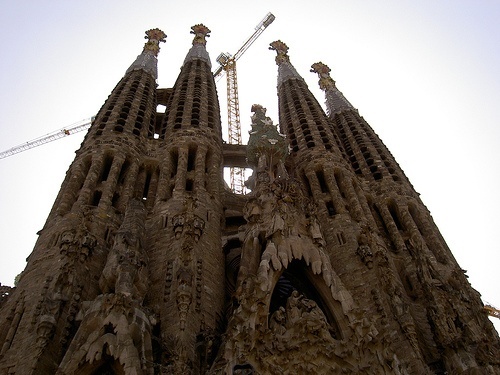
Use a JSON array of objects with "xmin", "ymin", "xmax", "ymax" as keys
[{"xmin": 0, "ymin": 25, "xmax": 499, "ymax": 374}]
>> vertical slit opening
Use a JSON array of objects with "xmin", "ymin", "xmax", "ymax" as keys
[
  {"xmin": 143, "ymin": 172, "xmax": 152, "ymax": 200},
  {"xmin": 316, "ymin": 170, "xmax": 329, "ymax": 193},
  {"xmin": 100, "ymin": 154, "xmax": 113, "ymax": 182},
  {"xmin": 92, "ymin": 190, "xmax": 102, "ymax": 206},
  {"xmin": 326, "ymin": 200, "xmax": 336, "ymax": 216},
  {"xmin": 187, "ymin": 145, "xmax": 197, "ymax": 172}
]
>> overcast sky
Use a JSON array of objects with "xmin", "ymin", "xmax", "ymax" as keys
[{"xmin": 0, "ymin": 1, "xmax": 499, "ymax": 332}]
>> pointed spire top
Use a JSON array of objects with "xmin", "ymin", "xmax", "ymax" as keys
[
  {"xmin": 191, "ymin": 24, "xmax": 211, "ymax": 46},
  {"xmin": 126, "ymin": 28, "xmax": 166, "ymax": 79},
  {"xmin": 142, "ymin": 28, "xmax": 167, "ymax": 57},
  {"xmin": 310, "ymin": 61, "xmax": 354, "ymax": 115},
  {"xmin": 269, "ymin": 40, "xmax": 303, "ymax": 87},
  {"xmin": 183, "ymin": 24, "xmax": 212, "ymax": 67},
  {"xmin": 269, "ymin": 40, "xmax": 290, "ymax": 65},
  {"xmin": 310, "ymin": 62, "xmax": 336, "ymax": 91}
]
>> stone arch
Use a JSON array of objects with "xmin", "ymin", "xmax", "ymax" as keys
[
  {"xmin": 255, "ymin": 235, "xmax": 354, "ymax": 315},
  {"xmin": 232, "ymin": 362, "xmax": 254, "ymax": 374},
  {"xmin": 267, "ymin": 258, "xmax": 350, "ymax": 340},
  {"xmin": 71, "ymin": 353, "xmax": 126, "ymax": 375}
]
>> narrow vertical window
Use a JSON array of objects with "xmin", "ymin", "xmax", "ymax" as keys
[
  {"xmin": 100, "ymin": 154, "xmax": 113, "ymax": 182},
  {"xmin": 187, "ymin": 145, "xmax": 197, "ymax": 172},
  {"xmin": 171, "ymin": 149, "xmax": 179, "ymax": 178},
  {"xmin": 302, "ymin": 173, "xmax": 313, "ymax": 197},
  {"xmin": 388, "ymin": 202, "xmax": 403, "ymax": 230},
  {"xmin": 143, "ymin": 172, "xmax": 152, "ymax": 200},
  {"xmin": 316, "ymin": 170, "xmax": 329, "ymax": 193},
  {"xmin": 326, "ymin": 200, "xmax": 336, "ymax": 216},
  {"xmin": 92, "ymin": 190, "xmax": 102, "ymax": 206}
]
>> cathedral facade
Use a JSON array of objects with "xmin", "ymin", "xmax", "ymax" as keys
[{"xmin": 0, "ymin": 25, "xmax": 499, "ymax": 374}]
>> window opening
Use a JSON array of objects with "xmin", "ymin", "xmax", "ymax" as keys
[
  {"xmin": 171, "ymin": 149, "xmax": 178, "ymax": 177},
  {"xmin": 100, "ymin": 154, "xmax": 113, "ymax": 182},
  {"xmin": 143, "ymin": 172, "xmax": 152, "ymax": 200},
  {"xmin": 186, "ymin": 179, "xmax": 193, "ymax": 192},
  {"xmin": 326, "ymin": 200, "xmax": 336, "ymax": 216},
  {"xmin": 187, "ymin": 146, "xmax": 197, "ymax": 172},
  {"xmin": 316, "ymin": 170, "xmax": 329, "ymax": 194},
  {"xmin": 388, "ymin": 202, "xmax": 403, "ymax": 230},
  {"xmin": 92, "ymin": 190, "xmax": 102, "ymax": 206}
]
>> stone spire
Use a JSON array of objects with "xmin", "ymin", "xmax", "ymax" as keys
[
  {"xmin": 162, "ymin": 23, "xmax": 221, "ymax": 137},
  {"xmin": 183, "ymin": 24, "xmax": 212, "ymax": 68},
  {"xmin": 126, "ymin": 28, "xmax": 167, "ymax": 79},
  {"xmin": 269, "ymin": 40, "xmax": 304, "ymax": 88},
  {"xmin": 310, "ymin": 62, "xmax": 354, "ymax": 115}
]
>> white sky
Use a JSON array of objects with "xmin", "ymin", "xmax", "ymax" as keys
[{"xmin": 0, "ymin": 1, "xmax": 499, "ymax": 332}]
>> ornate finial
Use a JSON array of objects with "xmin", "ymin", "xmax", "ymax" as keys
[
  {"xmin": 311, "ymin": 62, "xmax": 354, "ymax": 113},
  {"xmin": 143, "ymin": 28, "xmax": 167, "ymax": 57},
  {"xmin": 310, "ymin": 62, "xmax": 336, "ymax": 91},
  {"xmin": 191, "ymin": 24, "xmax": 211, "ymax": 46},
  {"xmin": 269, "ymin": 40, "xmax": 290, "ymax": 65}
]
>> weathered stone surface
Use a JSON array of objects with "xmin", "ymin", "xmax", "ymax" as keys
[{"xmin": 0, "ymin": 29, "xmax": 499, "ymax": 375}]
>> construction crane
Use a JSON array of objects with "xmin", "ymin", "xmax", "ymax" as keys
[
  {"xmin": 0, "ymin": 117, "xmax": 94, "ymax": 160},
  {"xmin": 1, "ymin": 12, "xmax": 275, "ymax": 190},
  {"xmin": 213, "ymin": 12, "xmax": 275, "ymax": 194},
  {"xmin": 484, "ymin": 303, "xmax": 500, "ymax": 320}
]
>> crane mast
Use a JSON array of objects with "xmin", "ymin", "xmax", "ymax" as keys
[
  {"xmin": 214, "ymin": 12, "xmax": 275, "ymax": 194},
  {"xmin": 0, "ymin": 13, "xmax": 276, "ymax": 193},
  {"xmin": 225, "ymin": 58, "xmax": 244, "ymax": 194}
]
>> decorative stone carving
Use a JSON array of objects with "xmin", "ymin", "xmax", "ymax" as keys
[
  {"xmin": 57, "ymin": 199, "xmax": 155, "ymax": 375},
  {"xmin": 268, "ymin": 40, "xmax": 290, "ymax": 64},
  {"xmin": 246, "ymin": 104, "xmax": 287, "ymax": 171},
  {"xmin": 56, "ymin": 293, "xmax": 155, "ymax": 375},
  {"xmin": 356, "ymin": 234, "xmax": 374, "ymax": 269},
  {"xmin": 176, "ymin": 267, "xmax": 193, "ymax": 330},
  {"xmin": 191, "ymin": 24, "xmax": 211, "ymax": 46},
  {"xmin": 99, "ymin": 230, "xmax": 148, "ymax": 298},
  {"xmin": 193, "ymin": 216, "xmax": 205, "ymax": 242},
  {"xmin": 310, "ymin": 62, "xmax": 336, "ymax": 91},
  {"xmin": 58, "ymin": 222, "xmax": 96, "ymax": 263},
  {"xmin": 215, "ymin": 286, "xmax": 413, "ymax": 374},
  {"xmin": 173, "ymin": 214, "xmax": 186, "ymax": 239},
  {"xmin": 240, "ymin": 173, "xmax": 354, "ymax": 313},
  {"xmin": 172, "ymin": 212, "xmax": 205, "ymax": 243},
  {"xmin": 143, "ymin": 28, "xmax": 167, "ymax": 57},
  {"xmin": 0, "ymin": 292, "xmax": 24, "ymax": 356}
]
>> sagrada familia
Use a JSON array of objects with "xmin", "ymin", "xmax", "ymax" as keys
[{"xmin": 0, "ymin": 24, "xmax": 499, "ymax": 374}]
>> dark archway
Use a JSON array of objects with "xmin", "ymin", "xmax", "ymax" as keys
[{"xmin": 269, "ymin": 259, "xmax": 346, "ymax": 339}]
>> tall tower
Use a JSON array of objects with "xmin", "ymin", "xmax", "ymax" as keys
[{"xmin": 1, "ymin": 27, "xmax": 499, "ymax": 375}]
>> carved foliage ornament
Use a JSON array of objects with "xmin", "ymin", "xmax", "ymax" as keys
[
  {"xmin": 143, "ymin": 28, "xmax": 167, "ymax": 57},
  {"xmin": 310, "ymin": 61, "xmax": 336, "ymax": 91},
  {"xmin": 269, "ymin": 40, "xmax": 290, "ymax": 65},
  {"xmin": 191, "ymin": 24, "xmax": 211, "ymax": 46}
]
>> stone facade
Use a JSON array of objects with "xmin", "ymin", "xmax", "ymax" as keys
[{"xmin": 0, "ymin": 26, "xmax": 499, "ymax": 375}]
